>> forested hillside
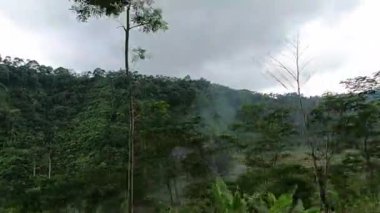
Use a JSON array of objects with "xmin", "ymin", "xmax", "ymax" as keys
[
  {"xmin": 1, "ymin": 0, "xmax": 380, "ymax": 212},
  {"xmin": 0, "ymin": 58, "xmax": 303, "ymax": 211},
  {"xmin": 0, "ymin": 57, "xmax": 379, "ymax": 212}
]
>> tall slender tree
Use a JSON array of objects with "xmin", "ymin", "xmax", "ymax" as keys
[
  {"xmin": 262, "ymin": 35, "xmax": 332, "ymax": 211},
  {"xmin": 69, "ymin": 1, "xmax": 168, "ymax": 212}
]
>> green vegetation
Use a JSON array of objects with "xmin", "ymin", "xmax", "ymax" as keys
[
  {"xmin": 0, "ymin": 57, "xmax": 379, "ymax": 212},
  {"xmin": 1, "ymin": 1, "xmax": 380, "ymax": 212}
]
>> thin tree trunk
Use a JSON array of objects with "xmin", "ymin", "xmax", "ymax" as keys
[
  {"xmin": 33, "ymin": 159, "xmax": 36, "ymax": 177},
  {"xmin": 166, "ymin": 180, "xmax": 174, "ymax": 206},
  {"xmin": 294, "ymin": 35, "xmax": 329, "ymax": 211},
  {"xmin": 173, "ymin": 177, "xmax": 180, "ymax": 205},
  {"xmin": 318, "ymin": 170, "xmax": 328, "ymax": 212},
  {"xmin": 129, "ymin": 95, "xmax": 135, "ymax": 213},
  {"xmin": 48, "ymin": 151, "xmax": 52, "ymax": 179},
  {"xmin": 125, "ymin": 4, "xmax": 135, "ymax": 213}
]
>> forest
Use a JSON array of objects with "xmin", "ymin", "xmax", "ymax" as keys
[{"xmin": 1, "ymin": 0, "xmax": 380, "ymax": 213}]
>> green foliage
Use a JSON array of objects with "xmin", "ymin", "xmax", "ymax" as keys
[
  {"xmin": 237, "ymin": 165, "xmax": 315, "ymax": 209},
  {"xmin": 0, "ymin": 58, "xmax": 215, "ymax": 211},
  {"xmin": 70, "ymin": 0, "xmax": 168, "ymax": 32},
  {"xmin": 211, "ymin": 178, "xmax": 318, "ymax": 213},
  {"xmin": 212, "ymin": 177, "xmax": 248, "ymax": 213},
  {"xmin": 0, "ymin": 57, "xmax": 380, "ymax": 212},
  {"xmin": 234, "ymin": 104, "xmax": 296, "ymax": 167}
]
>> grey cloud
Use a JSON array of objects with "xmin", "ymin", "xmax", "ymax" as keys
[
  {"xmin": 0, "ymin": 0, "xmax": 360, "ymax": 91},
  {"xmin": 134, "ymin": 0, "xmax": 360, "ymax": 90}
]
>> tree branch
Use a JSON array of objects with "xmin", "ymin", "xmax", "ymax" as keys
[
  {"xmin": 266, "ymin": 69, "xmax": 289, "ymax": 90},
  {"xmin": 129, "ymin": 22, "xmax": 148, "ymax": 30},
  {"xmin": 270, "ymin": 55, "xmax": 297, "ymax": 81},
  {"xmin": 117, "ymin": 25, "xmax": 127, "ymax": 32}
]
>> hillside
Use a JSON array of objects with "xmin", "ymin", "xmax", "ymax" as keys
[
  {"xmin": 1, "ymin": 59, "xmax": 380, "ymax": 212},
  {"xmin": 0, "ymin": 60, "xmax": 286, "ymax": 211}
]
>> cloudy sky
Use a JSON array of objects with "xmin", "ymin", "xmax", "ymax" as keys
[{"xmin": 0, "ymin": 0, "xmax": 379, "ymax": 95}]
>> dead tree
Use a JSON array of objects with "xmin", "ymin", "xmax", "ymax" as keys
[{"xmin": 262, "ymin": 34, "xmax": 331, "ymax": 212}]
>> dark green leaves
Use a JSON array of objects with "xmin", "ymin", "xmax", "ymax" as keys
[
  {"xmin": 70, "ymin": 0, "xmax": 168, "ymax": 33},
  {"xmin": 70, "ymin": 0, "xmax": 126, "ymax": 21},
  {"xmin": 130, "ymin": 7, "xmax": 168, "ymax": 32}
]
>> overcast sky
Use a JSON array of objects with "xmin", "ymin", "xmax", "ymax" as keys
[{"xmin": 1, "ymin": 0, "xmax": 379, "ymax": 95}]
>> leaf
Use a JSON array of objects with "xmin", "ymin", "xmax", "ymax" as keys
[
  {"xmin": 269, "ymin": 193, "xmax": 293, "ymax": 213},
  {"xmin": 212, "ymin": 177, "xmax": 233, "ymax": 211}
]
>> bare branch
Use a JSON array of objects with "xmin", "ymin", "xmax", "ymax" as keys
[
  {"xmin": 277, "ymin": 70, "xmax": 296, "ymax": 90},
  {"xmin": 270, "ymin": 55, "xmax": 297, "ymax": 81},
  {"xmin": 117, "ymin": 25, "xmax": 127, "ymax": 32},
  {"xmin": 114, "ymin": 19, "xmax": 127, "ymax": 31},
  {"xmin": 265, "ymin": 69, "xmax": 289, "ymax": 90}
]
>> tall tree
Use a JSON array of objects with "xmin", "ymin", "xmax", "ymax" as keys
[
  {"xmin": 69, "ymin": 0, "xmax": 168, "ymax": 212},
  {"xmin": 262, "ymin": 35, "xmax": 332, "ymax": 211},
  {"xmin": 341, "ymin": 71, "xmax": 380, "ymax": 193}
]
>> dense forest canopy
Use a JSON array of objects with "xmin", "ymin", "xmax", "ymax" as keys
[
  {"xmin": 0, "ymin": 56, "xmax": 379, "ymax": 212},
  {"xmin": 1, "ymin": 1, "xmax": 380, "ymax": 213}
]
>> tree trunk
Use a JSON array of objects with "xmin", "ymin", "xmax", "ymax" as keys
[
  {"xmin": 33, "ymin": 159, "xmax": 36, "ymax": 177},
  {"xmin": 48, "ymin": 151, "xmax": 52, "ymax": 179},
  {"xmin": 125, "ymin": 4, "xmax": 135, "ymax": 213},
  {"xmin": 166, "ymin": 180, "xmax": 174, "ymax": 206},
  {"xmin": 311, "ymin": 151, "xmax": 329, "ymax": 213},
  {"xmin": 128, "ymin": 94, "xmax": 135, "ymax": 213},
  {"xmin": 294, "ymin": 36, "xmax": 330, "ymax": 211},
  {"xmin": 318, "ymin": 174, "xmax": 328, "ymax": 212},
  {"xmin": 173, "ymin": 177, "xmax": 180, "ymax": 205}
]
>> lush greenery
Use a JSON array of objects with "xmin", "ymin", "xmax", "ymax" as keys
[
  {"xmin": 0, "ymin": 57, "xmax": 379, "ymax": 212},
  {"xmin": 0, "ymin": 1, "xmax": 379, "ymax": 212}
]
